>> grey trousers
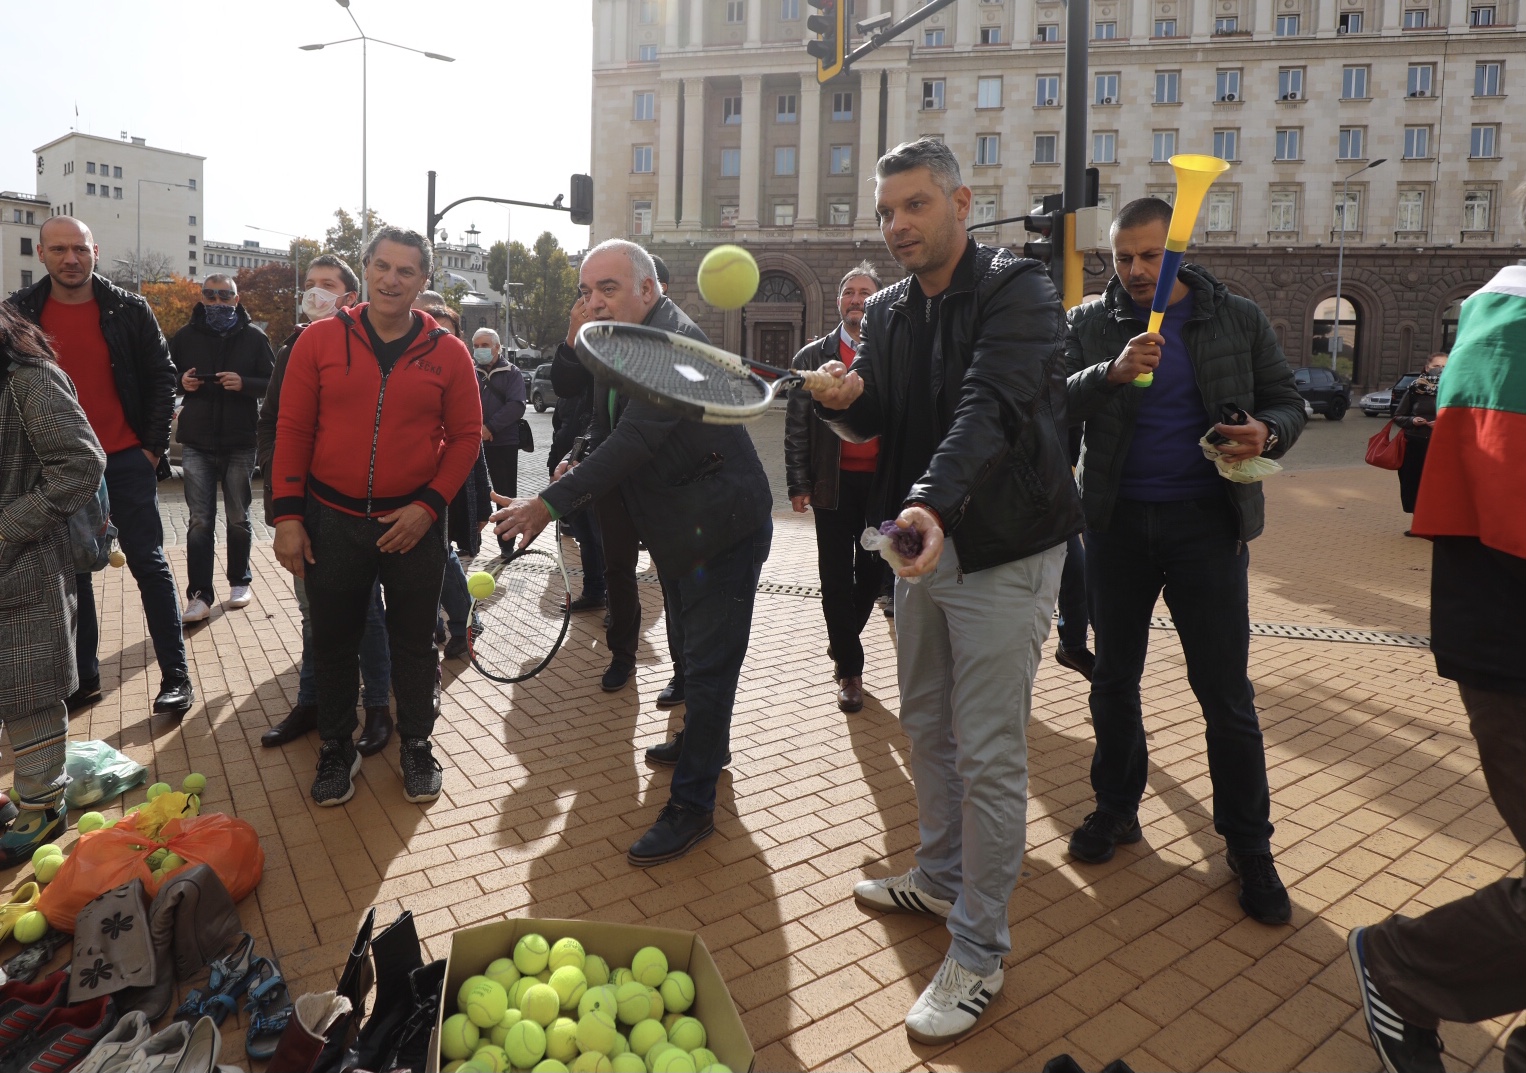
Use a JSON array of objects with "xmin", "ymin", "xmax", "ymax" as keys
[
  {"xmin": 0, "ymin": 700, "xmax": 69, "ymax": 811},
  {"xmin": 896, "ymin": 540, "xmax": 1065, "ymax": 977}
]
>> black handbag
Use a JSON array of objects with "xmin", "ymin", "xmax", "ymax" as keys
[{"xmin": 518, "ymin": 418, "xmax": 534, "ymax": 453}]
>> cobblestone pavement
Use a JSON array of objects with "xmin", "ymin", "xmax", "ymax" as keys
[{"xmin": 19, "ymin": 442, "xmax": 1521, "ymax": 1070}]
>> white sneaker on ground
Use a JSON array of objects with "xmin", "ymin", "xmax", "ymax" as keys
[
  {"xmin": 853, "ymin": 870, "xmax": 954, "ymax": 918},
  {"xmin": 905, "ymin": 955, "xmax": 1004, "ymax": 1044},
  {"xmin": 183, "ymin": 597, "xmax": 211, "ymax": 623},
  {"xmin": 228, "ymin": 585, "xmax": 252, "ymax": 608}
]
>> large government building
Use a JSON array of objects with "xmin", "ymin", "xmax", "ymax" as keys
[{"xmin": 590, "ymin": 0, "xmax": 1523, "ymax": 390}]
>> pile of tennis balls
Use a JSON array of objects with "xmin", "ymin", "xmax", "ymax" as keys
[{"xmin": 440, "ymin": 934, "xmax": 732, "ymax": 1073}]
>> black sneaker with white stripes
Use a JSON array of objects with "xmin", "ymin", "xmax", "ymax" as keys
[
  {"xmin": 1347, "ymin": 926, "xmax": 1446, "ymax": 1073},
  {"xmin": 853, "ymin": 870, "xmax": 954, "ymax": 918},
  {"xmin": 904, "ymin": 955, "xmax": 1003, "ymax": 1044}
]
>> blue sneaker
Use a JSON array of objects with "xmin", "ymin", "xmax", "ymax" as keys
[
  {"xmin": 1347, "ymin": 927, "xmax": 1445, "ymax": 1073},
  {"xmin": 0, "ymin": 807, "xmax": 66, "ymax": 868}
]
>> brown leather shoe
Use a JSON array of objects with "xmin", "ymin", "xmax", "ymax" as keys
[
  {"xmin": 261, "ymin": 704, "xmax": 317, "ymax": 748},
  {"xmin": 837, "ymin": 676, "xmax": 864, "ymax": 713}
]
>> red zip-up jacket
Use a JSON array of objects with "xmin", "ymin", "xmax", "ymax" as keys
[{"xmin": 271, "ymin": 304, "xmax": 482, "ymax": 524}]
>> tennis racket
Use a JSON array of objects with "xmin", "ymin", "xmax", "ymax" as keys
[
  {"xmin": 468, "ymin": 531, "xmax": 572, "ymax": 684},
  {"xmin": 574, "ymin": 322, "xmax": 839, "ymax": 424}
]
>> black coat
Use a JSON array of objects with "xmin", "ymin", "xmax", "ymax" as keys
[
  {"xmin": 785, "ymin": 328, "xmax": 852, "ymax": 509},
  {"xmin": 169, "ymin": 304, "xmax": 274, "ymax": 452},
  {"xmin": 820, "ymin": 241, "xmax": 1083, "ymax": 575},
  {"xmin": 8, "ymin": 273, "xmax": 178, "ymax": 460}
]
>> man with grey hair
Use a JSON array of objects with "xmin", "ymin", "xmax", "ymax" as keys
[
  {"xmin": 785, "ymin": 261, "xmax": 886, "ymax": 713},
  {"xmin": 493, "ymin": 238, "xmax": 773, "ymax": 866},
  {"xmin": 810, "ymin": 139, "xmax": 1083, "ymax": 1043},
  {"xmin": 472, "ymin": 324, "xmax": 525, "ymax": 506}
]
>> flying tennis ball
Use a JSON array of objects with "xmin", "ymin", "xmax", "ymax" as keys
[
  {"xmin": 34, "ymin": 855, "xmax": 63, "ymax": 884},
  {"xmin": 577, "ymin": 1008, "xmax": 619, "ymax": 1056},
  {"xmin": 583, "ymin": 954, "xmax": 611, "ymax": 987},
  {"xmin": 181, "ymin": 773, "xmax": 207, "ymax": 795},
  {"xmin": 696, "ymin": 245, "xmax": 760, "ymax": 311},
  {"xmin": 545, "ymin": 1017, "xmax": 580, "ymax": 1063},
  {"xmin": 13, "ymin": 911, "xmax": 47, "ymax": 945},
  {"xmin": 609, "ymin": 967, "xmax": 634, "ymax": 988},
  {"xmin": 571, "ymin": 1054, "xmax": 614, "ymax": 1073},
  {"xmin": 521, "ymin": 983, "xmax": 562, "ymax": 1028},
  {"xmin": 667, "ymin": 1017, "xmax": 705, "ymax": 1053},
  {"xmin": 466, "ymin": 979, "xmax": 510, "ymax": 1028},
  {"xmin": 630, "ymin": 948, "xmax": 667, "ymax": 988},
  {"xmin": 490, "ymin": 1007, "xmax": 523, "ymax": 1046},
  {"xmin": 614, "ymin": 982, "xmax": 651, "ymax": 1026},
  {"xmin": 442, "ymin": 1014, "xmax": 481, "ymax": 1060},
  {"xmin": 611, "ymin": 1055, "xmax": 647, "ymax": 1073},
  {"xmin": 515, "ymin": 933, "xmax": 551, "ymax": 975},
  {"xmin": 503, "ymin": 1019, "xmax": 547, "ymax": 1068},
  {"xmin": 472, "ymin": 1044, "xmax": 509, "ymax": 1073},
  {"xmin": 627, "ymin": 1019, "xmax": 667, "ymax": 1059},
  {"xmin": 532, "ymin": 1063, "xmax": 570, "ymax": 1073},
  {"xmin": 145, "ymin": 782, "xmax": 172, "ymax": 800},
  {"xmin": 458, "ymin": 975, "xmax": 494, "ymax": 1011},
  {"xmin": 77, "ymin": 812, "xmax": 106, "ymax": 834},
  {"xmin": 689, "ymin": 1049, "xmax": 717, "ymax": 1070},
  {"xmin": 31, "ymin": 844, "xmax": 62, "ymax": 867},
  {"xmin": 467, "ymin": 571, "xmax": 496, "ymax": 600},
  {"xmin": 658, "ymin": 972, "xmax": 694, "ymax": 1015},
  {"xmin": 486, "ymin": 957, "xmax": 521, "ymax": 992},
  {"xmin": 579, "ymin": 984, "xmax": 618, "ymax": 1020},
  {"xmin": 549, "ymin": 937, "xmax": 586, "ymax": 972}
]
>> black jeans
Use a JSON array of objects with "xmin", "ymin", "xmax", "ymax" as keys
[
  {"xmin": 303, "ymin": 501, "xmax": 445, "ymax": 742},
  {"xmin": 568, "ymin": 508, "xmax": 606, "ymax": 600},
  {"xmin": 597, "ymin": 491, "xmax": 644, "ymax": 667},
  {"xmin": 1398, "ymin": 434, "xmax": 1430, "ymax": 514},
  {"xmin": 1057, "ymin": 532, "xmax": 1089, "ymax": 651},
  {"xmin": 1085, "ymin": 496, "xmax": 1273, "ymax": 854},
  {"xmin": 812, "ymin": 470, "xmax": 881, "ymax": 679},
  {"xmin": 662, "ymin": 522, "xmax": 772, "ymax": 812},
  {"xmin": 76, "ymin": 448, "xmax": 187, "ymax": 686},
  {"xmin": 485, "ymin": 445, "xmax": 519, "ymax": 557}
]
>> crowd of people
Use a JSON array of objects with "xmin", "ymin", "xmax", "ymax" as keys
[{"xmin": 0, "ymin": 143, "xmax": 1521, "ymax": 1068}]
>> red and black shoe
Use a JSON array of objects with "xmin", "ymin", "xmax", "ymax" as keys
[
  {"xmin": 0, "ymin": 995, "xmax": 116, "ymax": 1073},
  {"xmin": 0, "ymin": 971, "xmax": 68, "ymax": 1057}
]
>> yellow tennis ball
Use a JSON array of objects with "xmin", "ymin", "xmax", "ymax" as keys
[
  {"xmin": 549, "ymin": 937, "xmax": 586, "ymax": 973},
  {"xmin": 466, "ymin": 980, "xmax": 510, "ymax": 1028},
  {"xmin": 467, "ymin": 571, "xmax": 496, "ymax": 600},
  {"xmin": 145, "ymin": 782, "xmax": 171, "ymax": 800},
  {"xmin": 31, "ymin": 844, "xmax": 62, "ymax": 867},
  {"xmin": 611, "ymin": 1055, "xmax": 647, "ymax": 1073},
  {"xmin": 579, "ymin": 984, "xmax": 618, "ymax": 1021},
  {"xmin": 490, "ymin": 1007, "xmax": 523, "ymax": 1046},
  {"xmin": 610, "ymin": 1031, "xmax": 629, "ymax": 1058},
  {"xmin": 689, "ymin": 1049, "xmax": 717, "ymax": 1070},
  {"xmin": 503, "ymin": 1019, "xmax": 547, "ymax": 1068},
  {"xmin": 472, "ymin": 1044, "xmax": 509, "ymax": 1072},
  {"xmin": 698, "ymin": 1065, "xmax": 732, "ymax": 1073},
  {"xmin": 696, "ymin": 245, "xmax": 760, "ymax": 310},
  {"xmin": 34, "ymin": 855, "xmax": 63, "ymax": 884},
  {"xmin": 658, "ymin": 972, "xmax": 694, "ymax": 1015},
  {"xmin": 609, "ymin": 967, "xmax": 634, "ymax": 988},
  {"xmin": 577, "ymin": 1009, "xmax": 619, "ymax": 1056},
  {"xmin": 545, "ymin": 1017, "xmax": 579, "ymax": 1063},
  {"xmin": 538, "ymin": 970, "xmax": 552, "ymax": 983},
  {"xmin": 181, "ymin": 773, "xmax": 207, "ymax": 795},
  {"xmin": 532, "ymin": 1063, "xmax": 570, "ymax": 1073},
  {"xmin": 650, "ymin": 1048, "xmax": 696, "ymax": 1073},
  {"xmin": 458, "ymin": 975, "xmax": 493, "ymax": 1011},
  {"xmin": 627, "ymin": 1019, "xmax": 666, "ymax": 1059},
  {"xmin": 667, "ymin": 1017, "xmax": 705, "ymax": 1053},
  {"xmin": 515, "ymin": 933, "xmax": 551, "ymax": 975},
  {"xmin": 582, "ymin": 954, "xmax": 610, "ymax": 988},
  {"xmin": 108, "ymin": 548, "xmax": 126, "ymax": 568},
  {"xmin": 486, "ymin": 957, "xmax": 521, "ymax": 992},
  {"xmin": 645, "ymin": 989, "xmax": 666, "ymax": 1023},
  {"xmin": 521, "ymin": 983, "xmax": 561, "ymax": 1027},
  {"xmin": 442, "ymin": 1014, "xmax": 481, "ymax": 1060},
  {"xmin": 549, "ymin": 966, "xmax": 588, "ymax": 1011},
  {"xmin": 13, "ymin": 911, "xmax": 47, "ymax": 945},
  {"xmin": 510, "ymin": 976, "xmax": 540, "ymax": 1010},
  {"xmin": 614, "ymin": 983, "xmax": 651, "ymax": 1026},
  {"xmin": 571, "ymin": 1053, "xmax": 614, "ymax": 1073},
  {"xmin": 77, "ymin": 811, "xmax": 107, "ymax": 834},
  {"xmin": 630, "ymin": 948, "xmax": 667, "ymax": 989}
]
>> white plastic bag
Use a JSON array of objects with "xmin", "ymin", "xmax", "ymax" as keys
[
  {"xmin": 860, "ymin": 526, "xmax": 924, "ymax": 584},
  {"xmin": 1198, "ymin": 435, "xmax": 1284, "ymax": 484}
]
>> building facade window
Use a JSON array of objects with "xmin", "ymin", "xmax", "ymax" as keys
[
  {"xmin": 773, "ymin": 94, "xmax": 796, "ymax": 122},
  {"xmin": 1338, "ymin": 127, "xmax": 1365, "ymax": 159},
  {"xmin": 639, "ymin": 0, "xmax": 657, "ymax": 23},
  {"xmin": 86, "ymin": 162, "xmax": 95, "ymax": 174},
  {"xmin": 1339, "ymin": 11, "xmax": 1363, "ymax": 31},
  {"xmin": 1034, "ymin": 133, "xmax": 1057, "ymax": 162},
  {"xmin": 1152, "ymin": 130, "xmax": 1176, "ymax": 160},
  {"xmin": 1463, "ymin": 189, "xmax": 1492, "ymax": 229},
  {"xmin": 18, "ymin": 271, "xmax": 31, "ymax": 289},
  {"xmin": 830, "ymin": 145, "xmax": 852, "ymax": 174},
  {"xmin": 976, "ymin": 134, "xmax": 1000, "ymax": 165},
  {"xmin": 971, "ymin": 194, "xmax": 998, "ymax": 229},
  {"xmin": 1212, "ymin": 128, "xmax": 1239, "ymax": 159},
  {"xmin": 1403, "ymin": 8, "xmax": 1429, "ymax": 26},
  {"xmin": 1342, "ymin": 65, "xmax": 1369, "ymax": 98},
  {"xmin": 638, "ymin": 44, "xmax": 659, "ymax": 61},
  {"xmin": 1035, "ymin": 24, "xmax": 1058, "ymax": 40},
  {"xmin": 189, "ymin": 215, "xmax": 197, "ymax": 225},
  {"xmin": 1397, "ymin": 189, "xmax": 1426, "ymax": 231},
  {"xmin": 20, "ymin": 238, "xmax": 32, "ymax": 257},
  {"xmin": 720, "ymin": 204, "xmax": 739, "ymax": 227},
  {"xmin": 1408, "ymin": 64, "xmax": 1434, "ymax": 96},
  {"xmin": 923, "ymin": 79, "xmax": 945, "ymax": 109},
  {"xmin": 1154, "ymin": 18, "xmax": 1177, "ymax": 35},
  {"xmin": 634, "ymin": 92, "xmax": 655, "ymax": 120},
  {"xmin": 1215, "ymin": 16, "xmax": 1239, "ymax": 31},
  {"xmin": 829, "ymin": 201, "xmax": 851, "ymax": 225},
  {"xmin": 632, "ymin": 201, "xmax": 653, "ymax": 235},
  {"xmin": 1095, "ymin": 20, "xmax": 1117, "ymax": 37},
  {"xmin": 977, "ymin": 76, "xmax": 1002, "ymax": 108},
  {"xmin": 720, "ymin": 148, "xmax": 741, "ymax": 176},
  {"xmin": 113, "ymin": 166, "xmax": 122, "ymax": 178},
  {"xmin": 979, "ymin": 26, "xmax": 1002, "ymax": 43},
  {"xmin": 924, "ymin": 28, "xmax": 946, "ymax": 45},
  {"xmin": 1275, "ymin": 128, "xmax": 1301, "ymax": 160},
  {"xmin": 1092, "ymin": 131, "xmax": 1117, "ymax": 162},
  {"xmin": 774, "ymin": 146, "xmax": 797, "ymax": 174},
  {"xmin": 113, "ymin": 188, "xmax": 122, "ymax": 199},
  {"xmin": 1334, "ymin": 191, "xmax": 1360, "ymax": 230},
  {"xmin": 832, "ymin": 91, "xmax": 853, "ymax": 119},
  {"xmin": 1475, "ymin": 62, "xmax": 1502, "ymax": 95},
  {"xmin": 1470, "ymin": 123, "xmax": 1497, "ymax": 157},
  {"xmin": 86, "ymin": 183, "xmax": 95, "ymax": 195},
  {"xmin": 1206, "ymin": 189, "xmax": 1235, "ymax": 231},
  {"xmin": 1036, "ymin": 75, "xmax": 1060, "ymax": 105},
  {"xmin": 723, "ymin": 96, "xmax": 742, "ymax": 123},
  {"xmin": 726, "ymin": 1, "xmax": 745, "ymax": 22},
  {"xmin": 1216, "ymin": 69, "xmax": 1241, "ymax": 101},
  {"xmin": 1095, "ymin": 72, "xmax": 1119, "ymax": 103},
  {"xmin": 1471, "ymin": 6, "xmax": 1496, "ymax": 24},
  {"xmin": 1269, "ymin": 189, "xmax": 1298, "ymax": 231},
  {"xmin": 1403, "ymin": 125, "xmax": 1431, "ymax": 158},
  {"xmin": 1279, "ymin": 67, "xmax": 1304, "ymax": 99},
  {"xmin": 773, "ymin": 202, "xmax": 796, "ymax": 227},
  {"xmin": 1276, "ymin": 14, "xmax": 1300, "ymax": 34},
  {"xmin": 188, "ymin": 179, "xmax": 196, "ymax": 190},
  {"xmin": 782, "ymin": 0, "xmax": 799, "ymax": 17},
  {"xmin": 1155, "ymin": 70, "xmax": 1180, "ymax": 103},
  {"xmin": 633, "ymin": 145, "xmax": 654, "ymax": 172}
]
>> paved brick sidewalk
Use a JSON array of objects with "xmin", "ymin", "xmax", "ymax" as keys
[{"xmin": 18, "ymin": 464, "xmax": 1521, "ymax": 1071}]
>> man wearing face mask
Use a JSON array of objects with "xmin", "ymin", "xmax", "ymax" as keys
[
  {"xmin": 473, "ymin": 327, "xmax": 526, "ymax": 535},
  {"xmin": 256, "ymin": 255, "xmax": 396, "ymax": 757},
  {"xmin": 169, "ymin": 274, "xmax": 274, "ymax": 623}
]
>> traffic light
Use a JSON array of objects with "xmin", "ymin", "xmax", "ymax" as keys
[
  {"xmin": 1022, "ymin": 193, "xmax": 1064, "ymax": 293},
  {"xmin": 806, "ymin": 0, "xmax": 846, "ymax": 83},
  {"xmin": 569, "ymin": 174, "xmax": 594, "ymax": 226}
]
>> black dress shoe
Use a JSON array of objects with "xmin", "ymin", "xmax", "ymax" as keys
[
  {"xmin": 601, "ymin": 660, "xmax": 634, "ymax": 692},
  {"xmin": 644, "ymin": 731, "xmax": 730, "ymax": 768},
  {"xmin": 569, "ymin": 592, "xmax": 608, "ymax": 612},
  {"xmin": 152, "ymin": 678, "xmax": 194, "ymax": 717},
  {"xmin": 1055, "ymin": 645, "xmax": 1096, "ymax": 681},
  {"xmin": 65, "ymin": 675, "xmax": 102, "ymax": 713},
  {"xmin": 443, "ymin": 635, "xmax": 470, "ymax": 660},
  {"xmin": 628, "ymin": 803, "xmax": 715, "ymax": 866},
  {"xmin": 262, "ymin": 703, "xmax": 318, "ymax": 747},
  {"xmin": 655, "ymin": 676, "xmax": 685, "ymax": 708},
  {"xmin": 356, "ymin": 706, "xmax": 394, "ymax": 757}
]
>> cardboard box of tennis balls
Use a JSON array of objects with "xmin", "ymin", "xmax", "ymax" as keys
[{"xmin": 427, "ymin": 918, "xmax": 753, "ymax": 1073}]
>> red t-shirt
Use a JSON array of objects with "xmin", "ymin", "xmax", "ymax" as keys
[
  {"xmin": 838, "ymin": 334, "xmax": 879, "ymax": 473},
  {"xmin": 41, "ymin": 297, "xmax": 140, "ymax": 454}
]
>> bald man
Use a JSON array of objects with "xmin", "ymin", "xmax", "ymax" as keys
[{"xmin": 8, "ymin": 217, "xmax": 192, "ymax": 717}]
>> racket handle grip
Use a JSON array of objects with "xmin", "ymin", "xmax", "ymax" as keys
[{"xmin": 799, "ymin": 369, "xmax": 839, "ymax": 393}]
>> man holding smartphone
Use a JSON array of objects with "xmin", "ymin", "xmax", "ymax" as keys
[{"xmin": 170, "ymin": 274, "xmax": 274, "ymax": 623}]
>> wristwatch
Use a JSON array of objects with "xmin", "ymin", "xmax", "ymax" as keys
[{"xmin": 1262, "ymin": 419, "xmax": 1280, "ymax": 455}]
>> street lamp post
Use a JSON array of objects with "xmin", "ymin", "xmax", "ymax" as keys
[
  {"xmin": 135, "ymin": 178, "xmax": 196, "ymax": 291},
  {"xmin": 1331, "ymin": 157, "xmax": 1386, "ymax": 373},
  {"xmin": 300, "ymin": 0, "xmax": 453, "ymax": 298},
  {"xmin": 247, "ymin": 224, "xmax": 303, "ymax": 320}
]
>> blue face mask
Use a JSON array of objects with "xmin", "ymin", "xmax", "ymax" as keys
[{"xmin": 204, "ymin": 304, "xmax": 239, "ymax": 332}]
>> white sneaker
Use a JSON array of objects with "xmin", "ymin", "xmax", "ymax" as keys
[
  {"xmin": 228, "ymin": 584, "xmax": 252, "ymax": 608},
  {"xmin": 905, "ymin": 955, "xmax": 1004, "ymax": 1044},
  {"xmin": 182, "ymin": 597, "xmax": 211, "ymax": 623},
  {"xmin": 853, "ymin": 870, "xmax": 954, "ymax": 918}
]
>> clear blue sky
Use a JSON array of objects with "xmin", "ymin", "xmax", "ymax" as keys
[{"xmin": 0, "ymin": 0, "xmax": 593, "ymax": 254}]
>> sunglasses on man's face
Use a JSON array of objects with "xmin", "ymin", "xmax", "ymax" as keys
[{"xmin": 202, "ymin": 289, "xmax": 236, "ymax": 302}]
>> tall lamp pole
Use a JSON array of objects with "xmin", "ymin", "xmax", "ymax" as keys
[
  {"xmin": 135, "ymin": 178, "xmax": 195, "ymax": 291},
  {"xmin": 1331, "ymin": 157, "xmax": 1386, "ymax": 372},
  {"xmin": 300, "ymin": 0, "xmax": 453, "ymax": 298},
  {"xmin": 246, "ymin": 225, "xmax": 304, "ymax": 321}
]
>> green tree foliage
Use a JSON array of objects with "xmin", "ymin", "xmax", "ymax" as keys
[
  {"xmin": 487, "ymin": 240, "xmax": 508, "ymax": 294},
  {"xmin": 324, "ymin": 207, "xmax": 388, "ymax": 268},
  {"xmin": 515, "ymin": 232, "xmax": 580, "ymax": 349}
]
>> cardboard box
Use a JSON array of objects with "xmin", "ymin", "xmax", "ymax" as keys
[{"xmin": 429, "ymin": 918, "xmax": 755, "ymax": 1073}]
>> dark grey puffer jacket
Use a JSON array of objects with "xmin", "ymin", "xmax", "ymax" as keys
[{"xmin": 1065, "ymin": 263, "xmax": 1307, "ymax": 541}]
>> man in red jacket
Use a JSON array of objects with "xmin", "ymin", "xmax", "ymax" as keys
[{"xmin": 272, "ymin": 228, "xmax": 481, "ymax": 807}]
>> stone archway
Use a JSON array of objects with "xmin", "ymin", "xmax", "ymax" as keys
[
  {"xmin": 1299, "ymin": 277, "xmax": 1389, "ymax": 391},
  {"xmin": 745, "ymin": 272, "xmax": 806, "ymax": 365}
]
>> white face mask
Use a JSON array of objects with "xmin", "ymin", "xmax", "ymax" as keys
[
  {"xmin": 301, "ymin": 287, "xmax": 345, "ymax": 321},
  {"xmin": 473, "ymin": 347, "xmax": 496, "ymax": 366}
]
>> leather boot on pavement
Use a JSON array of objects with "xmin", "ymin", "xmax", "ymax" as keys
[
  {"xmin": 261, "ymin": 704, "xmax": 316, "ymax": 748},
  {"xmin": 355, "ymin": 707, "xmax": 393, "ymax": 757},
  {"xmin": 267, "ymin": 992, "xmax": 352, "ymax": 1073}
]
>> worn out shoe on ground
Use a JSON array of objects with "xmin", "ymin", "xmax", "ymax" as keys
[
  {"xmin": 853, "ymin": 871, "xmax": 953, "ymax": 919},
  {"xmin": 904, "ymin": 955, "xmax": 1003, "ymax": 1044},
  {"xmin": 1348, "ymin": 927, "xmax": 1445, "ymax": 1073}
]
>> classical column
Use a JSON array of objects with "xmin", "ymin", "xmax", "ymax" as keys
[
  {"xmin": 797, "ymin": 76, "xmax": 822, "ymax": 228},
  {"xmin": 747, "ymin": 0, "xmax": 763, "ymax": 44},
  {"xmin": 688, "ymin": 0, "xmax": 705, "ymax": 46},
  {"xmin": 680, "ymin": 77, "xmax": 707, "ymax": 227},
  {"xmin": 665, "ymin": 0, "xmax": 682, "ymax": 48},
  {"xmin": 738, "ymin": 75, "xmax": 764, "ymax": 230},
  {"xmin": 1132, "ymin": 0, "xmax": 1153, "ymax": 39},
  {"xmin": 1253, "ymin": 0, "xmax": 1273, "ymax": 36},
  {"xmin": 1191, "ymin": 0, "xmax": 1212, "ymax": 37},
  {"xmin": 1318, "ymin": 0, "xmax": 1338, "ymax": 35},
  {"xmin": 884, "ymin": 66, "xmax": 909, "ymax": 150},
  {"xmin": 656, "ymin": 80, "xmax": 683, "ymax": 231},
  {"xmin": 1381, "ymin": 0, "xmax": 1403, "ymax": 33},
  {"xmin": 955, "ymin": 0, "xmax": 979, "ymax": 46},
  {"xmin": 855, "ymin": 70, "xmax": 884, "ymax": 234}
]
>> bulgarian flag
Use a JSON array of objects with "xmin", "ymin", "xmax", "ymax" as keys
[{"xmin": 1412, "ymin": 263, "xmax": 1526, "ymax": 558}]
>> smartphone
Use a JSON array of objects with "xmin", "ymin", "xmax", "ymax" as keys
[{"xmin": 1204, "ymin": 404, "xmax": 1249, "ymax": 447}]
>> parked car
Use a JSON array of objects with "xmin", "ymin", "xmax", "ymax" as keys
[
  {"xmin": 1359, "ymin": 389, "xmax": 1392, "ymax": 416},
  {"xmin": 1386, "ymin": 372, "xmax": 1421, "ymax": 417},
  {"xmin": 530, "ymin": 363, "xmax": 558, "ymax": 413},
  {"xmin": 1293, "ymin": 365, "xmax": 1351, "ymax": 420}
]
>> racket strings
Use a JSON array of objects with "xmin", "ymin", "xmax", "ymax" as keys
[
  {"xmin": 601, "ymin": 334, "xmax": 770, "ymax": 408},
  {"xmin": 471, "ymin": 552, "xmax": 569, "ymax": 681}
]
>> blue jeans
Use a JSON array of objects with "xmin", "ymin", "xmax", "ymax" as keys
[
  {"xmin": 1085, "ymin": 496, "xmax": 1273, "ymax": 854},
  {"xmin": 1057, "ymin": 532, "xmax": 1089, "ymax": 651},
  {"xmin": 294, "ymin": 575, "xmax": 390, "ymax": 710},
  {"xmin": 662, "ymin": 522, "xmax": 772, "ymax": 813},
  {"xmin": 180, "ymin": 445, "xmax": 255, "ymax": 603},
  {"xmin": 76, "ymin": 448, "xmax": 187, "ymax": 686},
  {"xmin": 441, "ymin": 548, "xmax": 471, "ymax": 639}
]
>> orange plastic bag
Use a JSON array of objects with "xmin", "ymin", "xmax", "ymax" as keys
[{"xmin": 38, "ymin": 813, "xmax": 264, "ymax": 932}]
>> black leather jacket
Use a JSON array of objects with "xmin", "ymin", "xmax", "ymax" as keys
[
  {"xmin": 8, "ymin": 273, "xmax": 177, "ymax": 458},
  {"xmin": 819, "ymin": 241, "xmax": 1083, "ymax": 575},
  {"xmin": 785, "ymin": 328, "xmax": 851, "ymax": 509}
]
